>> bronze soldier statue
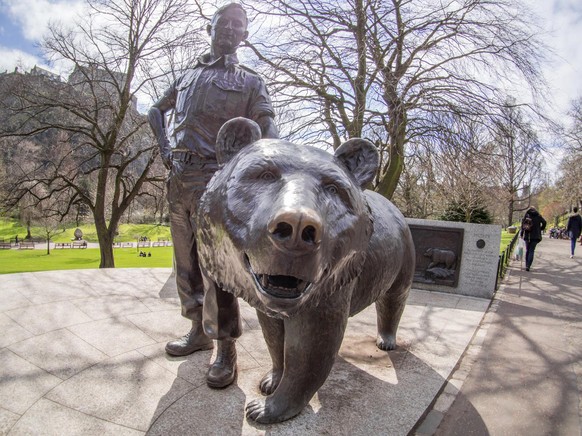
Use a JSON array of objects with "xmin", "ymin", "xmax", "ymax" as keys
[{"xmin": 148, "ymin": 3, "xmax": 278, "ymax": 389}]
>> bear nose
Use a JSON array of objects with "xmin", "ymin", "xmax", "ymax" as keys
[{"xmin": 268, "ymin": 207, "xmax": 322, "ymax": 251}]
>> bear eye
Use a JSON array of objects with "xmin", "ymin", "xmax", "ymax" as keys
[
  {"xmin": 325, "ymin": 184, "xmax": 338, "ymax": 194},
  {"xmin": 260, "ymin": 171, "xmax": 276, "ymax": 181}
]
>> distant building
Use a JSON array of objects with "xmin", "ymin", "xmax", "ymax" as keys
[
  {"xmin": 68, "ymin": 64, "xmax": 137, "ymax": 110},
  {"xmin": 30, "ymin": 66, "xmax": 61, "ymax": 81},
  {"xmin": 1, "ymin": 66, "xmax": 137, "ymax": 111}
]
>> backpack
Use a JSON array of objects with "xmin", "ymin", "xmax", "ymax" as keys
[{"xmin": 522, "ymin": 216, "xmax": 533, "ymax": 232}]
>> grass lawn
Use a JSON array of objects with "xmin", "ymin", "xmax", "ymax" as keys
[
  {"xmin": 0, "ymin": 247, "xmax": 173, "ymax": 274},
  {"xmin": 500, "ymin": 230, "xmax": 518, "ymax": 253},
  {"xmin": 0, "ymin": 219, "xmax": 171, "ymax": 243}
]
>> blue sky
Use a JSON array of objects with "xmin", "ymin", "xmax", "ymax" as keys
[{"xmin": 0, "ymin": 11, "xmax": 41, "ymax": 58}]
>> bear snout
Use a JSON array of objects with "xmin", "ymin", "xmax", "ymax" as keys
[{"xmin": 268, "ymin": 207, "xmax": 322, "ymax": 252}]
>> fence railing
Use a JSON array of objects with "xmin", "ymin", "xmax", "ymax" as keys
[{"xmin": 496, "ymin": 232, "xmax": 520, "ymax": 289}]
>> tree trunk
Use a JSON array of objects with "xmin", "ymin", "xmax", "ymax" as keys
[
  {"xmin": 94, "ymin": 216, "xmax": 115, "ymax": 268},
  {"xmin": 376, "ymin": 150, "xmax": 404, "ymax": 200},
  {"xmin": 507, "ymin": 197, "xmax": 514, "ymax": 228},
  {"xmin": 376, "ymin": 107, "xmax": 407, "ymax": 200},
  {"xmin": 98, "ymin": 231, "xmax": 115, "ymax": 268}
]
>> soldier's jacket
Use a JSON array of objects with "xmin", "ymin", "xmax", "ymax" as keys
[{"xmin": 159, "ymin": 52, "xmax": 275, "ymax": 159}]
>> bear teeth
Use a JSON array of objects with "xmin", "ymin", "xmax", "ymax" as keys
[
  {"xmin": 256, "ymin": 274, "xmax": 308, "ymax": 299},
  {"xmin": 244, "ymin": 254, "xmax": 310, "ymax": 299}
]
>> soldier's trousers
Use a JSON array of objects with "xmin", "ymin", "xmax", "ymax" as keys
[{"xmin": 167, "ymin": 161, "xmax": 241, "ymax": 340}]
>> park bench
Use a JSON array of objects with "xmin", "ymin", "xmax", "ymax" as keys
[
  {"xmin": 113, "ymin": 242, "xmax": 134, "ymax": 248},
  {"xmin": 152, "ymin": 240, "xmax": 169, "ymax": 247},
  {"xmin": 0, "ymin": 241, "xmax": 11, "ymax": 249},
  {"xmin": 137, "ymin": 240, "xmax": 151, "ymax": 248},
  {"xmin": 19, "ymin": 241, "xmax": 35, "ymax": 249},
  {"xmin": 55, "ymin": 242, "xmax": 72, "ymax": 249},
  {"xmin": 72, "ymin": 241, "xmax": 87, "ymax": 249}
]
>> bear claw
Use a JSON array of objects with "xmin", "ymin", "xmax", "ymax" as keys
[
  {"xmin": 376, "ymin": 334, "xmax": 397, "ymax": 351},
  {"xmin": 245, "ymin": 398, "xmax": 301, "ymax": 424},
  {"xmin": 245, "ymin": 398, "xmax": 268, "ymax": 422},
  {"xmin": 259, "ymin": 369, "xmax": 282, "ymax": 395}
]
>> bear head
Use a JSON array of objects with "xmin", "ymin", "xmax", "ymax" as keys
[{"xmin": 197, "ymin": 117, "xmax": 379, "ymax": 318}]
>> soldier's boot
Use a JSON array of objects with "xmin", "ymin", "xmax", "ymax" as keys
[
  {"xmin": 206, "ymin": 338, "xmax": 237, "ymax": 388},
  {"xmin": 165, "ymin": 307, "xmax": 214, "ymax": 357}
]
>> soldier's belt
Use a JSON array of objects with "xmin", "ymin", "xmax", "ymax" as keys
[{"xmin": 172, "ymin": 151, "xmax": 216, "ymax": 166}]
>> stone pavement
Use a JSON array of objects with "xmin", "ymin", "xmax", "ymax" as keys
[
  {"xmin": 0, "ymin": 268, "xmax": 491, "ymax": 435},
  {"xmin": 415, "ymin": 237, "xmax": 582, "ymax": 435}
]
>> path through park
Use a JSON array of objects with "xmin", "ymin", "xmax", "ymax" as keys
[{"xmin": 416, "ymin": 237, "xmax": 582, "ymax": 435}]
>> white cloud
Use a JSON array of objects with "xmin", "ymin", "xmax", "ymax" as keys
[
  {"xmin": 0, "ymin": 46, "xmax": 45, "ymax": 73},
  {"xmin": 4, "ymin": 0, "xmax": 86, "ymax": 42},
  {"xmin": 527, "ymin": 0, "xmax": 582, "ymax": 118}
]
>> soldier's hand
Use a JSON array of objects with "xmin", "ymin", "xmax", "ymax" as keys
[
  {"xmin": 162, "ymin": 157, "xmax": 172, "ymax": 170},
  {"xmin": 162, "ymin": 152, "xmax": 173, "ymax": 170},
  {"xmin": 158, "ymin": 137, "xmax": 173, "ymax": 170}
]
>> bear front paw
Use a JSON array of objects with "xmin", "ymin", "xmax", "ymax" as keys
[
  {"xmin": 259, "ymin": 369, "xmax": 282, "ymax": 395},
  {"xmin": 245, "ymin": 397, "xmax": 301, "ymax": 424},
  {"xmin": 376, "ymin": 334, "xmax": 397, "ymax": 351}
]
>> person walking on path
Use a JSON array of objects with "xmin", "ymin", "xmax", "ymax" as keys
[
  {"xmin": 566, "ymin": 206, "xmax": 582, "ymax": 258},
  {"xmin": 148, "ymin": 3, "xmax": 278, "ymax": 389},
  {"xmin": 520, "ymin": 206, "xmax": 547, "ymax": 271}
]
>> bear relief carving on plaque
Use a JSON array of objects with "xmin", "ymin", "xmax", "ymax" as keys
[
  {"xmin": 196, "ymin": 117, "xmax": 416, "ymax": 424},
  {"xmin": 423, "ymin": 247, "xmax": 457, "ymax": 281}
]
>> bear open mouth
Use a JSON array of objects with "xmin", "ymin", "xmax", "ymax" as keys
[
  {"xmin": 245, "ymin": 254, "xmax": 311, "ymax": 299},
  {"xmin": 254, "ymin": 274, "xmax": 309, "ymax": 299}
]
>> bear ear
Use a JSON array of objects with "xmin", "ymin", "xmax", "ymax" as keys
[
  {"xmin": 334, "ymin": 138, "xmax": 379, "ymax": 188},
  {"xmin": 216, "ymin": 117, "xmax": 262, "ymax": 164}
]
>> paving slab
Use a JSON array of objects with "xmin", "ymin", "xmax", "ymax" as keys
[
  {"xmin": 8, "ymin": 399, "xmax": 144, "ymax": 436},
  {"xmin": 70, "ymin": 295, "xmax": 152, "ymax": 321},
  {"xmin": 5, "ymin": 300, "xmax": 93, "ymax": 335},
  {"xmin": 0, "ymin": 349, "xmax": 62, "ymax": 415},
  {"xmin": 0, "ymin": 268, "xmax": 489, "ymax": 435},
  {"xmin": 0, "ymin": 314, "xmax": 33, "ymax": 348},
  {"xmin": 8, "ymin": 329, "xmax": 108, "ymax": 380},
  {"xmin": 66, "ymin": 317, "xmax": 157, "ymax": 357},
  {"xmin": 0, "ymin": 407, "xmax": 20, "ymax": 435},
  {"xmin": 0, "ymin": 288, "xmax": 32, "ymax": 313}
]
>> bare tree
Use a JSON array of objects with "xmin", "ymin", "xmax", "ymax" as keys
[
  {"xmin": 0, "ymin": 0, "xmax": 204, "ymax": 268},
  {"xmin": 422, "ymin": 116, "xmax": 497, "ymax": 222},
  {"xmin": 564, "ymin": 97, "xmax": 582, "ymax": 153},
  {"xmin": 557, "ymin": 97, "xmax": 582, "ymax": 209},
  {"xmin": 34, "ymin": 203, "xmax": 68, "ymax": 255},
  {"xmin": 558, "ymin": 151, "xmax": 582, "ymax": 210},
  {"xmin": 490, "ymin": 101, "xmax": 543, "ymax": 225},
  {"xmin": 242, "ymin": 0, "xmax": 547, "ymax": 199}
]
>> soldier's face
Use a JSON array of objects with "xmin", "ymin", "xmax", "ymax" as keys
[{"xmin": 209, "ymin": 8, "xmax": 248, "ymax": 54}]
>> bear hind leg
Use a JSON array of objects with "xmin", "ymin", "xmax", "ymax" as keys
[
  {"xmin": 375, "ymin": 284, "xmax": 410, "ymax": 351},
  {"xmin": 256, "ymin": 310, "xmax": 284, "ymax": 395}
]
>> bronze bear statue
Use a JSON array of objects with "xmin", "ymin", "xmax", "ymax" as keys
[{"xmin": 196, "ymin": 118, "xmax": 415, "ymax": 424}]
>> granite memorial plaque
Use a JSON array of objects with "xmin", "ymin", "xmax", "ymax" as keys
[{"xmin": 406, "ymin": 219, "xmax": 502, "ymax": 299}]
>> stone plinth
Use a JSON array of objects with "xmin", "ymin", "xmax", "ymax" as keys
[{"xmin": 407, "ymin": 219, "xmax": 501, "ymax": 299}]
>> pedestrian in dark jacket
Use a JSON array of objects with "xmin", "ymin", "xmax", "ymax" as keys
[
  {"xmin": 520, "ymin": 206, "xmax": 547, "ymax": 271},
  {"xmin": 566, "ymin": 207, "xmax": 582, "ymax": 258}
]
